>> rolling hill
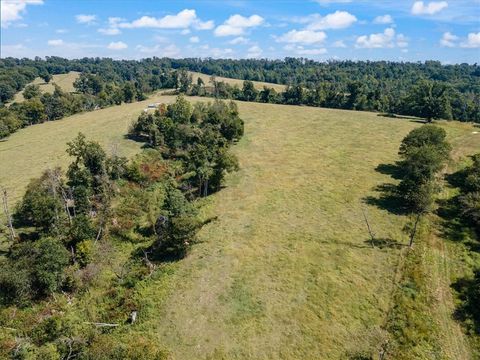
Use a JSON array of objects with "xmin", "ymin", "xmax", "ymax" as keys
[{"xmin": 0, "ymin": 90, "xmax": 479, "ymax": 357}]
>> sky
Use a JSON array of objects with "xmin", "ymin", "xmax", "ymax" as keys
[{"xmin": 1, "ymin": 0, "xmax": 479, "ymax": 63}]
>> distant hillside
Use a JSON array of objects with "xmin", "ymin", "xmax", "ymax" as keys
[
  {"xmin": 12, "ymin": 71, "xmax": 80, "ymax": 103},
  {"xmin": 189, "ymin": 71, "xmax": 286, "ymax": 92}
]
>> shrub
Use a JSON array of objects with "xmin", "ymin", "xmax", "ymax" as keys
[{"xmin": 76, "ymin": 240, "xmax": 94, "ymax": 267}]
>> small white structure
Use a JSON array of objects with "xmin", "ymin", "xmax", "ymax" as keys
[{"xmin": 144, "ymin": 103, "xmax": 161, "ymax": 112}]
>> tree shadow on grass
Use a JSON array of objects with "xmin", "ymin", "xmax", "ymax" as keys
[
  {"xmin": 376, "ymin": 113, "xmax": 420, "ymax": 121},
  {"xmin": 363, "ymin": 183, "xmax": 408, "ymax": 216},
  {"xmin": 364, "ymin": 237, "xmax": 405, "ymax": 249},
  {"xmin": 363, "ymin": 162, "xmax": 409, "ymax": 216},
  {"xmin": 451, "ymin": 272, "xmax": 480, "ymax": 335},
  {"xmin": 375, "ymin": 162, "xmax": 404, "ymax": 180},
  {"xmin": 436, "ymin": 165, "xmax": 479, "ymax": 251}
]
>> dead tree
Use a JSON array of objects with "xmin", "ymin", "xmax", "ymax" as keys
[
  {"xmin": 409, "ymin": 213, "xmax": 422, "ymax": 248},
  {"xmin": 361, "ymin": 207, "xmax": 376, "ymax": 248},
  {"xmin": 2, "ymin": 188, "xmax": 16, "ymax": 242}
]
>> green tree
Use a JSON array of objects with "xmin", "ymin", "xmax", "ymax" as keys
[
  {"xmin": 407, "ymin": 80, "xmax": 452, "ymax": 122},
  {"xmin": 41, "ymin": 73, "xmax": 53, "ymax": 83},
  {"xmin": 0, "ymin": 237, "xmax": 70, "ymax": 304},
  {"xmin": 153, "ymin": 186, "xmax": 199, "ymax": 258},
  {"xmin": 23, "ymin": 84, "xmax": 41, "ymax": 99},
  {"xmin": 242, "ymin": 80, "xmax": 258, "ymax": 102},
  {"xmin": 397, "ymin": 125, "xmax": 451, "ymax": 245}
]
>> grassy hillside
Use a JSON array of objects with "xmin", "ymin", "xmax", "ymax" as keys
[
  {"xmin": 1, "ymin": 93, "xmax": 478, "ymax": 358},
  {"xmin": 12, "ymin": 71, "xmax": 80, "ymax": 103},
  {"xmin": 189, "ymin": 71, "xmax": 286, "ymax": 92},
  {"xmin": 135, "ymin": 105, "xmax": 479, "ymax": 359}
]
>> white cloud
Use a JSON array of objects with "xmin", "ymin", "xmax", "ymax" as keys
[
  {"xmin": 210, "ymin": 47, "xmax": 234, "ymax": 58},
  {"xmin": 332, "ymin": 40, "xmax": 346, "ymax": 48},
  {"xmin": 118, "ymin": 9, "xmax": 213, "ymax": 30},
  {"xmin": 214, "ymin": 14, "xmax": 264, "ymax": 36},
  {"xmin": 136, "ymin": 44, "xmax": 181, "ymax": 57},
  {"xmin": 76, "ymin": 14, "xmax": 97, "ymax": 24},
  {"xmin": 246, "ymin": 45, "xmax": 262, "ymax": 58},
  {"xmin": 108, "ymin": 17, "xmax": 124, "ymax": 26},
  {"xmin": 107, "ymin": 41, "xmax": 128, "ymax": 50},
  {"xmin": 396, "ymin": 34, "xmax": 408, "ymax": 48},
  {"xmin": 284, "ymin": 44, "xmax": 328, "ymax": 56},
  {"xmin": 181, "ymin": 29, "xmax": 191, "ymax": 35},
  {"xmin": 373, "ymin": 15, "xmax": 393, "ymax": 24},
  {"xmin": 461, "ymin": 32, "xmax": 480, "ymax": 48},
  {"xmin": 48, "ymin": 39, "xmax": 64, "ymax": 46},
  {"xmin": 195, "ymin": 20, "xmax": 214, "ymax": 30},
  {"xmin": 97, "ymin": 17, "xmax": 123, "ymax": 35},
  {"xmin": 56, "ymin": 28, "xmax": 67, "ymax": 34},
  {"xmin": 355, "ymin": 28, "xmax": 408, "ymax": 49},
  {"xmin": 229, "ymin": 36, "xmax": 249, "ymax": 44},
  {"xmin": 306, "ymin": 11, "xmax": 357, "ymax": 30},
  {"xmin": 440, "ymin": 32, "xmax": 458, "ymax": 47},
  {"xmin": 1, "ymin": 0, "xmax": 43, "ymax": 28},
  {"xmin": 98, "ymin": 27, "xmax": 121, "ymax": 35},
  {"xmin": 277, "ymin": 29, "xmax": 327, "ymax": 44},
  {"xmin": 411, "ymin": 1, "xmax": 448, "ymax": 15},
  {"xmin": 189, "ymin": 36, "xmax": 200, "ymax": 43}
]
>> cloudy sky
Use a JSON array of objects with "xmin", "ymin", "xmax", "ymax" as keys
[{"xmin": 1, "ymin": 0, "xmax": 479, "ymax": 63}]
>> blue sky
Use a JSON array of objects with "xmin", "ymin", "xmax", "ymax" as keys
[{"xmin": 1, "ymin": 0, "xmax": 479, "ymax": 63}]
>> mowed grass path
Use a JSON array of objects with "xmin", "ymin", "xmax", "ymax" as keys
[{"xmin": 133, "ymin": 104, "xmax": 479, "ymax": 359}]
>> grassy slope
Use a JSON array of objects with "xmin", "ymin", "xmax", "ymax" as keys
[
  {"xmin": 189, "ymin": 71, "xmax": 286, "ymax": 92},
  {"xmin": 0, "ymin": 90, "xmax": 479, "ymax": 358},
  {"xmin": 12, "ymin": 71, "xmax": 80, "ymax": 103},
  {"xmin": 132, "ymin": 104, "xmax": 478, "ymax": 359},
  {"xmin": 0, "ymin": 93, "xmax": 179, "ymax": 204}
]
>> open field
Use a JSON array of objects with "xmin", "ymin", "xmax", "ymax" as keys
[
  {"xmin": 135, "ymin": 105, "xmax": 479, "ymax": 359},
  {"xmin": 12, "ymin": 71, "xmax": 80, "ymax": 103},
  {"xmin": 189, "ymin": 71, "xmax": 286, "ymax": 92},
  {"xmin": 0, "ymin": 94, "xmax": 479, "ymax": 358}
]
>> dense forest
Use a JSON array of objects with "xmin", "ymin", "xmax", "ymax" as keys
[{"xmin": 0, "ymin": 57, "xmax": 479, "ymax": 139}]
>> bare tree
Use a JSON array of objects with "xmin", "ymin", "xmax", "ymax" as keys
[
  {"xmin": 1, "ymin": 187, "xmax": 16, "ymax": 242},
  {"xmin": 361, "ymin": 207, "xmax": 376, "ymax": 248},
  {"xmin": 408, "ymin": 213, "xmax": 422, "ymax": 248}
]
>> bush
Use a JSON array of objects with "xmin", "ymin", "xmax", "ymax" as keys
[
  {"xmin": 76, "ymin": 240, "xmax": 94, "ymax": 267},
  {"xmin": 0, "ymin": 238, "xmax": 70, "ymax": 304}
]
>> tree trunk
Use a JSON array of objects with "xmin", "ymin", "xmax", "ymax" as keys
[
  {"xmin": 361, "ymin": 207, "xmax": 375, "ymax": 247},
  {"xmin": 2, "ymin": 189, "xmax": 16, "ymax": 242},
  {"xmin": 409, "ymin": 213, "xmax": 421, "ymax": 248}
]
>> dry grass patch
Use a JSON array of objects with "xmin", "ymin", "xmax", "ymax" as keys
[
  {"xmin": 12, "ymin": 71, "xmax": 80, "ymax": 103},
  {"xmin": 189, "ymin": 71, "xmax": 286, "ymax": 92}
]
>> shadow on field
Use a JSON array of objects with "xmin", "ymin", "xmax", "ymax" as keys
[
  {"xmin": 363, "ymin": 162, "xmax": 409, "ymax": 216},
  {"xmin": 364, "ymin": 238, "xmax": 405, "ymax": 249},
  {"xmin": 451, "ymin": 272, "xmax": 480, "ymax": 335},
  {"xmin": 436, "ymin": 166, "xmax": 480, "ymax": 251},
  {"xmin": 376, "ymin": 113, "xmax": 420, "ymax": 121}
]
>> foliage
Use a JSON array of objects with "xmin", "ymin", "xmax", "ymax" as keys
[
  {"xmin": 0, "ymin": 57, "xmax": 478, "ymax": 139},
  {"xmin": 0, "ymin": 237, "xmax": 70, "ymax": 305},
  {"xmin": 397, "ymin": 125, "xmax": 451, "ymax": 213},
  {"xmin": 22, "ymin": 84, "xmax": 41, "ymax": 100}
]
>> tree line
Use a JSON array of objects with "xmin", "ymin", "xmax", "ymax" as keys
[
  {"xmin": 1, "ymin": 57, "xmax": 479, "ymax": 139},
  {"xmin": 0, "ymin": 96, "xmax": 243, "ymax": 358}
]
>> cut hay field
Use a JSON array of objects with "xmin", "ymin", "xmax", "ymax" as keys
[
  {"xmin": 12, "ymin": 71, "xmax": 80, "ymax": 103},
  {"xmin": 189, "ymin": 71, "xmax": 286, "ymax": 92},
  {"xmin": 0, "ymin": 94, "xmax": 479, "ymax": 358}
]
